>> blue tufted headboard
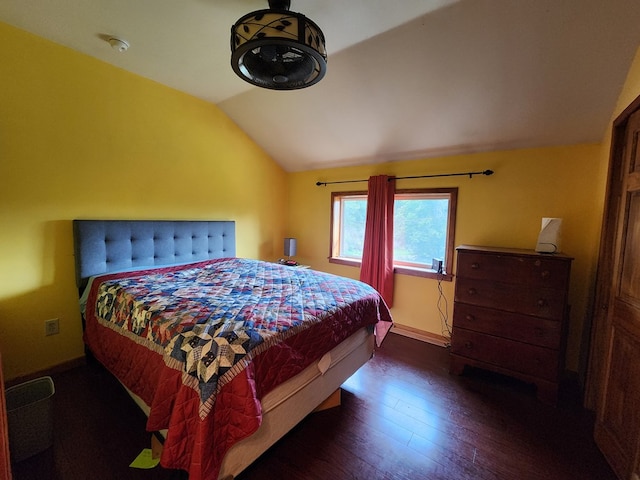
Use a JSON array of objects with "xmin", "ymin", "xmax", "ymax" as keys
[{"xmin": 73, "ymin": 220, "xmax": 236, "ymax": 289}]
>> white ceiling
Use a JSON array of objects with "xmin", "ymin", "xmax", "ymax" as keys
[{"xmin": 2, "ymin": 0, "xmax": 640, "ymax": 172}]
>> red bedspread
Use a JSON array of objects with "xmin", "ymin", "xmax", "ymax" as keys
[{"xmin": 83, "ymin": 258, "xmax": 392, "ymax": 479}]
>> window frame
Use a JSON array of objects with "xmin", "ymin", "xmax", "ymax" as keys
[{"xmin": 329, "ymin": 187, "xmax": 457, "ymax": 281}]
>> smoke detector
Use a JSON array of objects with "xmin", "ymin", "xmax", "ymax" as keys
[{"xmin": 108, "ymin": 37, "xmax": 129, "ymax": 52}]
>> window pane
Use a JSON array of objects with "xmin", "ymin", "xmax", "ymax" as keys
[
  {"xmin": 330, "ymin": 188, "xmax": 456, "ymax": 275},
  {"xmin": 340, "ymin": 197, "xmax": 366, "ymax": 258},
  {"xmin": 394, "ymin": 198, "xmax": 448, "ymax": 265}
]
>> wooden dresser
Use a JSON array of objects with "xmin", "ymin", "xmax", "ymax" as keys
[{"xmin": 450, "ymin": 245, "xmax": 573, "ymax": 404}]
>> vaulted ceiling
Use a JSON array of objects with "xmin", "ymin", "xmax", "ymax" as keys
[{"xmin": 2, "ymin": 0, "xmax": 640, "ymax": 171}]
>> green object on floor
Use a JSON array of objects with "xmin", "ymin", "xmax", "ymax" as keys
[{"xmin": 130, "ymin": 448, "xmax": 160, "ymax": 469}]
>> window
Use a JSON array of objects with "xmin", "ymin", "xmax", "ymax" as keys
[{"xmin": 330, "ymin": 188, "xmax": 457, "ymax": 279}]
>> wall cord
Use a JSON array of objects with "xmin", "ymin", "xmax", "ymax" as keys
[{"xmin": 437, "ymin": 271, "xmax": 452, "ymax": 348}]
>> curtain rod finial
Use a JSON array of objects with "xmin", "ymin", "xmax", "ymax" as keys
[{"xmin": 483, "ymin": 169, "xmax": 494, "ymax": 176}]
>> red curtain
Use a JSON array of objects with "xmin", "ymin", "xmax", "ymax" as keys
[{"xmin": 359, "ymin": 175, "xmax": 395, "ymax": 307}]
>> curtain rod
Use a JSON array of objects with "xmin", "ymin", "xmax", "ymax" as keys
[{"xmin": 315, "ymin": 169, "xmax": 494, "ymax": 186}]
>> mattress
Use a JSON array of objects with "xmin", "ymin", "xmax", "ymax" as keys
[
  {"xmin": 125, "ymin": 326, "xmax": 374, "ymax": 478},
  {"xmin": 81, "ymin": 257, "xmax": 391, "ymax": 479}
]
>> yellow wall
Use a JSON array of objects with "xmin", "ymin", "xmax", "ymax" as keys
[
  {"xmin": 597, "ymin": 47, "xmax": 640, "ymax": 185},
  {"xmin": 612, "ymin": 48, "xmax": 640, "ymax": 119},
  {"xmin": 3, "ymin": 18, "xmax": 638, "ymax": 384},
  {"xmin": 0, "ymin": 22, "xmax": 288, "ymax": 380},
  {"xmin": 288, "ymin": 144, "xmax": 605, "ymax": 373}
]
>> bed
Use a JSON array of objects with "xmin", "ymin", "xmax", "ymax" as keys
[{"xmin": 73, "ymin": 219, "xmax": 392, "ymax": 480}]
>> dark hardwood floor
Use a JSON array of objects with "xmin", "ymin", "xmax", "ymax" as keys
[{"xmin": 11, "ymin": 333, "xmax": 615, "ymax": 480}]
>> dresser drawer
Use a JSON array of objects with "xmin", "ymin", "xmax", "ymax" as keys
[
  {"xmin": 451, "ymin": 328, "xmax": 559, "ymax": 381},
  {"xmin": 455, "ymin": 277, "xmax": 567, "ymax": 320},
  {"xmin": 453, "ymin": 303, "xmax": 562, "ymax": 349},
  {"xmin": 456, "ymin": 251, "xmax": 571, "ymax": 289}
]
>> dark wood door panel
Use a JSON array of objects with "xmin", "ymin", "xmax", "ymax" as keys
[
  {"xmin": 597, "ymin": 323, "xmax": 640, "ymax": 479},
  {"xmin": 620, "ymin": 190, "xmax": 640, "ymax": 303},
  {"xmin": 593, "ymin": 106, "xmax": 640, "ymax": 480},
  {"xmin": 600, "ymin": 325, "xmax": 640, "ymax": 453}
]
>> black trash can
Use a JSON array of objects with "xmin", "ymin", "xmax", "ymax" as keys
[{"xmin": 6, "ymin": 376, "xmax": 55, "ymax": 462}]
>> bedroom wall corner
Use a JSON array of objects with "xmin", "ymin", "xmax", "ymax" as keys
[
  {"xmin": 0, "ymin": 21, "xmax": 288, "ymax": 381},
  {"xmin": 578, "ymin": 46, "xmax": 640, "ymax": 389},
  {"xmin": 286, "ymin": 144, "xmax": 605, "ymax": 374}
]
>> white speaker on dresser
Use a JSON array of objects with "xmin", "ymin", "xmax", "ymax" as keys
[{"xmin": 535, "ymin": 218, "xmax": 562, "ymax": 253}]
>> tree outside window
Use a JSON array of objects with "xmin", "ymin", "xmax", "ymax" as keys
[{"xmin": 330, "ymin": 188, "xmax": 457, "ymax": 280}]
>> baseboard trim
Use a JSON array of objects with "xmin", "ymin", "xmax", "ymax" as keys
[
  {"xmin": 6, "ymin": 356, "xmax": 86, "ymax": 388},
  {"xmin": 391, "ymin": 324, "xmax": 449, "ymax": 347}
]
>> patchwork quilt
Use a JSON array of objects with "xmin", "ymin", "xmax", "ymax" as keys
[{"xmin": 83, "ymin": 258, "xmax": 392, "ymax": 479}]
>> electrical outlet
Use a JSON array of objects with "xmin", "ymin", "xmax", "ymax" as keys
[{"xmin": 45, "ymin": 318, "xmax": 59, "ymax": 336}]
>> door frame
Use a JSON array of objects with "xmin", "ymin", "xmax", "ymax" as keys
[{"xmin": 585, "ymin": 93, "xmax": 640, "ymax": 411}]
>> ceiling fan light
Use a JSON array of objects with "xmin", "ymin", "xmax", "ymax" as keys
[{"xmin": 230, "ymin": 2, "xmax": 327, "ymax": 90}]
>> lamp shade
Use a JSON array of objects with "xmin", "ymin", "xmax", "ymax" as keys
[
  {"xmin": 284, "ymin": 238, "xmax": 297, "ymax": 257},
  {"xmin": 230, "ymin": 0, "xmax": 327, "ymax": 90}
]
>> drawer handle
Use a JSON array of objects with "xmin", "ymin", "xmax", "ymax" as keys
[
  {"xmin": 541, "ymin": 270, "xmax": 550, "ymax": 278},
  {"xmin": 465, "ymin": 314, "xmax": 475, "ymax": 321},
  {"xmin": 468, "ymin": 288, "xmax": 477, "ymax": 295},
  {"xmin": 471, "ymin": 263, "xmax": 480, "ymax": 269},
  {"xmin": 537, "ymin": 298, "xmax": 547, "ymax": 307},
  {"xmin": 534, "ymin": 327, "xmax": 545, "ymax": 337},
  {"xmin": 464, "ymin": 341, "xmax": 474, "ymax": 349}
]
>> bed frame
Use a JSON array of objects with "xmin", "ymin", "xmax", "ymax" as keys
[{"xmin": 72, "ymin": 219, "xmax": 375, "ymax": 480}]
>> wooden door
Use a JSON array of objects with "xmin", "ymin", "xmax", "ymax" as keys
[
  {"xmin": 0, "ymin": 353, "xmax": 12, "ymax": 480},
  {"xmin": 592, "ymin": 106, "xmax": 640, "ymax": 480}
]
